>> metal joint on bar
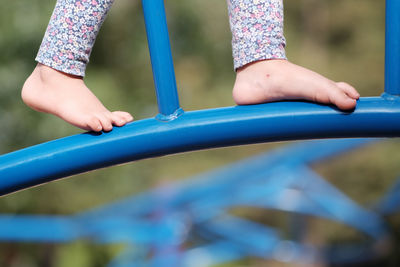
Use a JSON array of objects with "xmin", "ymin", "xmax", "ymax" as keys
[
  {"xmin": 381, "ymin": 92, "xmax": 400, "ymax": 101},
  {"xmin": 155, "ymin": 108, "xmax": 184, "ymax": 122},
  {"xmin": 142, "ymin": 0, "xmax": 183, "ymax": 120}
]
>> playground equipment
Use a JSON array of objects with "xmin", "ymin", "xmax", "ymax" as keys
[
  {"xmin": 0, "ymin": 0, "xmax": 400, "ymax": 266},
  {"xmin": 1, "ymin": 0, "xmax": 400, "ymax": 195},
  {"xmin": 0, "ymin": 139, "xmax": 396, "ymax": 266}
]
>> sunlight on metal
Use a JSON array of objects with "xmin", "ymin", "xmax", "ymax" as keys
[
  {"xmin": 385, "ymin": 0, "xmax": 400, "ymax": 95},
  {"xmin": 0, "ymin": 97, "xmax": 400, "ymax": 195}
]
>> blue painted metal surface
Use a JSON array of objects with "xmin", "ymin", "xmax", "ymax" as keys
[
  {"xmin": 0, "ymin": 0, "xmax": 398, "ymax": 265},
  {"xmin": 385, "ymin": 0, "xmax": 400, "ymax": 95},
  {"xmin": 142, "ymin": 0, "xmax": 182, "ymax": 118},
  {"xmin": 78, "ymin": 139, "xmax": 372, "ymax": 219},
  {"xmin": 0, "ymin": 0, "xmax": 399, "ymax": 196},
  {"xmin": 185, "ymin": 165, "xmax": 386, "ymax": 239},
  {"xmin": 0, "ymin": 215, "xmax": 80, "ymax": 242},
  {"xmin": 1, "ymin": 97, "xmax": 400, "ymax": 196},
  {"xmin": 0, "ymin": 139, "xmax": 397, "ymax": 266},
  {"xmin": 0, "ymin": 215, "xmax": 185, "ymax": 245},
  {"xmin": 196, "ymin": 215, "xmax": 317, "ymax": 263},
  {"xmin": 0, "ymin": 143, "xmax": 388, "ymax": 235},
  {"xmin": 376, "ymin": 177, "xmax": 400, "ymax": 214}
]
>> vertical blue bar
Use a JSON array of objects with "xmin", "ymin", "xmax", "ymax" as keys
[
  {"xmin": 142, "ymin": 0, "xmax": 182, "ymax": 119},
  {"xmin": 385, "ymin": 0, "xmax": 400, "ymax": 95}
]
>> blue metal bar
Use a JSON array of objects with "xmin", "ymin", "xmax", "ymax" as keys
[
  {"xmin": 0, "ymin": 215, "xmax": 180, "ymax": 244},
  {"xmin": 199, "ymin": 216, "xmax": 316, "ymax": 263},
  {"xmin": 77, "ymin": 139, "xmax": 371, "ymax": 220},
  {"xmin": 142, "ymin": 0, "xmax": 182, "ymax": 119},
  {"xmin": 1, "ymin": 97, "xmax": 400, "ymax": 195},
  {"xmin": 0, "ymin": 215, "xmax": 80, "ymax": 242},
  {"xmin": 187, "ymin": 165, "xmax": 387, "ymax": 239},
  {"xmin": 385, "ymin": 0, "xmax": 400, "ymax": 95},
  {"xmin": 0, "ymin": 138, "xmax": 390, "ymax": 266},
  {"xmin": 0, "ymin": 140, "xmax": 382, "ymax": 242},
  {"xmin": 293, "ymin": 166, "xmax": 387, "ymax": 239},
  {"xmin": 199, "ymin": 215, "xmax": 280, "ymax": 256},
  {"xmin": 376, "ymin": 177, "xmax": 400, "ymax": 214}
]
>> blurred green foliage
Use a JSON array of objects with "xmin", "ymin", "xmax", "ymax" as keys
[{"xmin": 0, "ymin": 0, "xmax": 399, "ymax": 266}]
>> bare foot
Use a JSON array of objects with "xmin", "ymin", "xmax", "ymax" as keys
[
  {"xmin": 21, "ymin": 63, "xmax": 133, "ymax": 132},
  {"xmin": 233, "ymin": 59, "xmax": 360, "ymax": 110}
]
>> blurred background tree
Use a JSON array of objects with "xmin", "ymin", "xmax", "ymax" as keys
[{"xmin": 0, "ymin": 0, "xmax": 399, "ymax": 266}]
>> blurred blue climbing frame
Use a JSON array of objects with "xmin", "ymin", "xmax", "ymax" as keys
[{"xmin": 0, "ymin": 139, "xmax": 397, "ymax": 266}]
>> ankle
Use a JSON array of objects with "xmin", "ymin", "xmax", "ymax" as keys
[
  {"xmin": 233, "ymin": 60, "xmax": 284, "ymax": 105},
  {"xmin": 35, "ymin": 63, "xmax": 83, "ymax": 84}
]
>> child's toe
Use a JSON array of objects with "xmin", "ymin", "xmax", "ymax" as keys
[
  {"xmin": 86, "ymin": 116, "xmax": 103, "ymax": 132},
  {"xmin": 97, "ymin": 113, "xmax": 113, "ymax": 132},
  {"xmin": 113, "ymin": 111, "xmax": 133, "ymax": 122},
  {"xmin": 111, "ymin": 113, "xmax": 126, "ymax": 127},
  {"xmin": 330, "ymin": 89, "xmax": 357, "ymax": 110},
  {"xmin": 336, "ymin": 82, "xmax": 360, "ymax": 99}
]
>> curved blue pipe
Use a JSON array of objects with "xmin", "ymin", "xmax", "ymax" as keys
[{"xmin": 0, "ymin": 97, "xmax": 400, "ymax": 195}]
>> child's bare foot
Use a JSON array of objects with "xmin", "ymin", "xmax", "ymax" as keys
[
  {"xmin": 233, "ymin": 59, "xmax": 360, "ymax": 110},
  {"xmin": 21, "ymin": 64, "xmax": 133, "ymax": 132}
]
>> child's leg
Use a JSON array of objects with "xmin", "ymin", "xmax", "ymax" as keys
[
  {"xmin": 22, "ymin": 0, "xmax": 133, "ymax": 132},
  {"xmin": 227, "ymin": 0, "xmax": 360, "ymax": 110}
]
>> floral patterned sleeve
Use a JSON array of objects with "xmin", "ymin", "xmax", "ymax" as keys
[
  {"xmin": 35, "ymin": 0, "xmax": 114, "ymax": 77},
  {"xmin": 227, "ymin": 0, "xmax": 286, "ymax": 70}
]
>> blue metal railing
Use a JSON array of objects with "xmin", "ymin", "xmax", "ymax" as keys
[
  {"xmin": 0, "ymin": 2, "xmax": 398, "ymax": 266},
  {"xmin": 0, "ymin": 139, "xmax": 395, "ymax": 266},
  {"xmin": 0, "ymin": 1, "xmax": 400, "ymax": 194}
]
